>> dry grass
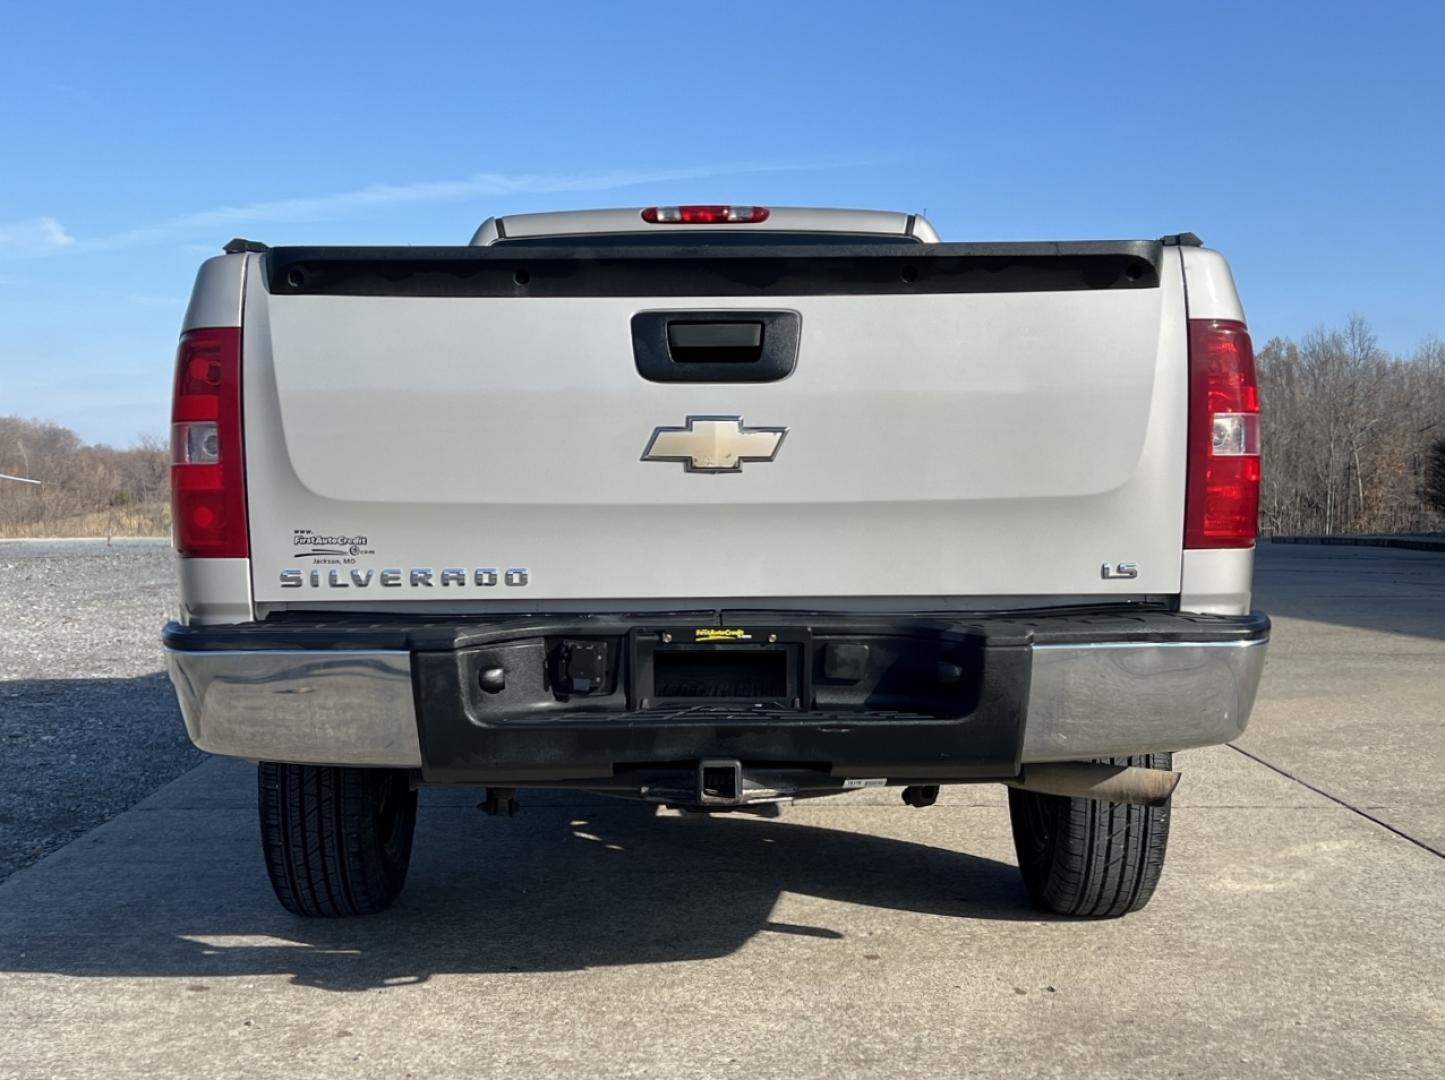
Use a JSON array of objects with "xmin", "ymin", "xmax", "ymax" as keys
[{"xmin": 0, "ymin": 503, "xmax": 170, "ymax": 539}]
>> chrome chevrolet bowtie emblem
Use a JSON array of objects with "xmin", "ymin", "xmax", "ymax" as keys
[{"xmin": 641, "ymin": 415, "xmax": 787, "ymax": 473}]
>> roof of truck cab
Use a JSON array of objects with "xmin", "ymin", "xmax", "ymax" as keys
[{"xmin": 471, "ymin": 207, "xmax": 940, "ymax": 245}]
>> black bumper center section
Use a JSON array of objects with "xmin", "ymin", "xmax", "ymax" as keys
[{"xmin": 412, "ymin": 621, "xmax": 1032, "ymax": 784}]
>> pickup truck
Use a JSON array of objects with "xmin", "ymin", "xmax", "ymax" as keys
[{"xmin": 163, "ymin": 205, "xmax": 1268, "ymax": 919}]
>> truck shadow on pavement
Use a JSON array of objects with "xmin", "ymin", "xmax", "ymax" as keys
[{"xmin": 0, "ymin": 779, "xmax": 1041, "ymax": 991}]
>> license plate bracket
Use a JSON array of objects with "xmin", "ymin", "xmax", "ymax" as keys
[{"xmin": 630, "ymin": 625, "xmax": 812, "ymax": 710}]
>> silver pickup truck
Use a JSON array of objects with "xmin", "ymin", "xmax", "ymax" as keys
[{"xmin": 163, "ymin": 205, "xmax": 1267, "ymax": 919}]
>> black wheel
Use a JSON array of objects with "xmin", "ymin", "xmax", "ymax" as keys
[
  {"xmin": 1007, "ymin": 752, "xmax": 1172, "ymax": 918},
  {"xmin": 258, "ymin": 762, "xmax": 418, "ymax": 917}
]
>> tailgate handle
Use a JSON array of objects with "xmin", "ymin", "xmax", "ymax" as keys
[
  {"xmin": 667, "ymin": 321, "xmax": 763, "ymax": 362},
  {"xmin": 633, "ymin": 310, "xmax": 800, "ymax": 383}
]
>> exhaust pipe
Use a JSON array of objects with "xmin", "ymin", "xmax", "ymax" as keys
[{"xmin": 1006, "ymin": 762, "xmax": 1180, "ymax": 807}]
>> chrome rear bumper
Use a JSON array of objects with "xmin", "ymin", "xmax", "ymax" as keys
[
  {"xmin": 166, "ymin": 649, "xmax": 423, "ymax": 766},
  {"xmin": 1022, "ymin": 637, "xmax": 1266, "ymax": 762},
  {"xmin": 165, "ymin": 615, "xmax": 1267, "ymax": 770}
]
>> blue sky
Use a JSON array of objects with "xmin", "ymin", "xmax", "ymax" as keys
[{"xmin": 2, "ymin": 0, "xmax": 1441, "ymax": 446}]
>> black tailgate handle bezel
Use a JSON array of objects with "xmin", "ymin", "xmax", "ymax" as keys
[{"xmin": 632, "ymin": 310, "xmax": 800, "ymax": 383}]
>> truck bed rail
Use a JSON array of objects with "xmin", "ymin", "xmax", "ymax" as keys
[{"xmin": 262, "ymin": 240, "xmax": 1163, "ymax": 298}]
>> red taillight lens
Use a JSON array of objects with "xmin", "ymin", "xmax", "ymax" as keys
[
  {"xmin": 1184, "ymin": 319, "xmax": 1259, "ymax": 548},
  {"xmin": 640, "ymin": 205, "xmax": 770, "ymax": 224},
  {"xmin": 170, "ymin": 327, "xmax": 248, "ymax": 557}
]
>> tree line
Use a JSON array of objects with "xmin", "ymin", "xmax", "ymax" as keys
[
  {"xmin": 3, "ymin": 313, "xmax": 1445, "ymax": 538},
  {"xmin": 1255, "ymin": 317, "xmax": 1445, "ymax": 536},
  {"xmin": 0, "ymin": 417, "xmax": 169, "ymax": 536}
]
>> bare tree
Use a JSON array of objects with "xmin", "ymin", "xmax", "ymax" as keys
[
  {"xmin": 1255, "ymin": 319, "xmax": 1445, "ymax": 536},
  {"xmin": 1424, "ymin": 438, "xmax": 1445, "ymax": 518},
  {"xmin": 0, "ymin": 417, "xmax": 170, "ymax": 536}
]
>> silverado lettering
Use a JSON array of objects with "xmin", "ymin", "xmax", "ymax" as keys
[{"xmin": 278, "ymin": 567, "xmax": 526, "ymax": 588}]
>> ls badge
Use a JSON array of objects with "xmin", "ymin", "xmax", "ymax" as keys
[
  {"xmin": 1101, "ymin": 561, "xmax": 1140, "ymax": 580},
  {"xmin": 642, "ymin": 415, "xmax": 787, "ymax": 473}
]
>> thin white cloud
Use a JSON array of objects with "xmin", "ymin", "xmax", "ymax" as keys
[
  {"xmin": 3, "ymin": 159, "xmax": 856, "ymax": 260},
  {"xmin": 0, "ymin": 217, "xmax": 75, "ymax": 255}
]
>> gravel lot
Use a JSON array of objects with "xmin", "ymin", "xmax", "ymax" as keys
[{"xmin": 0, "ymin": 539, "xmax": 202, "ymax": 879}]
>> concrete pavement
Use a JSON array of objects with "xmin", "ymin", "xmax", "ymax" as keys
[
  {"xmin": 0, "ymin": 543, "xmax": 1442, "ymax": 1078},
  {"xmin": 1242, "ymin": 542, "xmax": 1445, "ymax": 853}
]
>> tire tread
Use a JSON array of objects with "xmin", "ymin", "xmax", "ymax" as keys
[
  {"xmin": 257, "ymin": 762, "xmax": 416, "ymax": 917},
  {"xmin": 1008, "ymin": 752, "xmax": 1172, "ymax": 918}
]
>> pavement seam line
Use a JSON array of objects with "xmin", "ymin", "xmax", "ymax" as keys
[{"xmin": 1228, "ymin": 743, "xmax": 1445, "ymax": 860}]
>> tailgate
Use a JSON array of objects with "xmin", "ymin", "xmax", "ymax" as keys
[{"xmin": 241, "ymin": 242, "xmax": 1186, "ymax": 607}]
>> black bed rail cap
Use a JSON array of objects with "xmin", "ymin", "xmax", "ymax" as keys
[{"xmin": 262, "ymin": 240, "xmax": 1165, "ymax": 299}]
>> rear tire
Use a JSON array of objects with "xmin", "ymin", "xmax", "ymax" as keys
[
  {"xmin": 258, "ymin": 762, "xmax": 417, "ymax": 917},
  {"xmin": 1007, "ymin": 752, "xmax": 1172, "ymax": 917}
]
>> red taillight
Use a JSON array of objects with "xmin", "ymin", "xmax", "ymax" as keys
[
  {"xmin": 1184, "ymin": 319, "xmax": 1260, "ymax": 548},
  {"xmin": 640, "ymin": 205, "xmax": 770, "ymax": 224},
  {"xmin": 170, "ymin": 327, "xmax": 248, "ymax": 557}
]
